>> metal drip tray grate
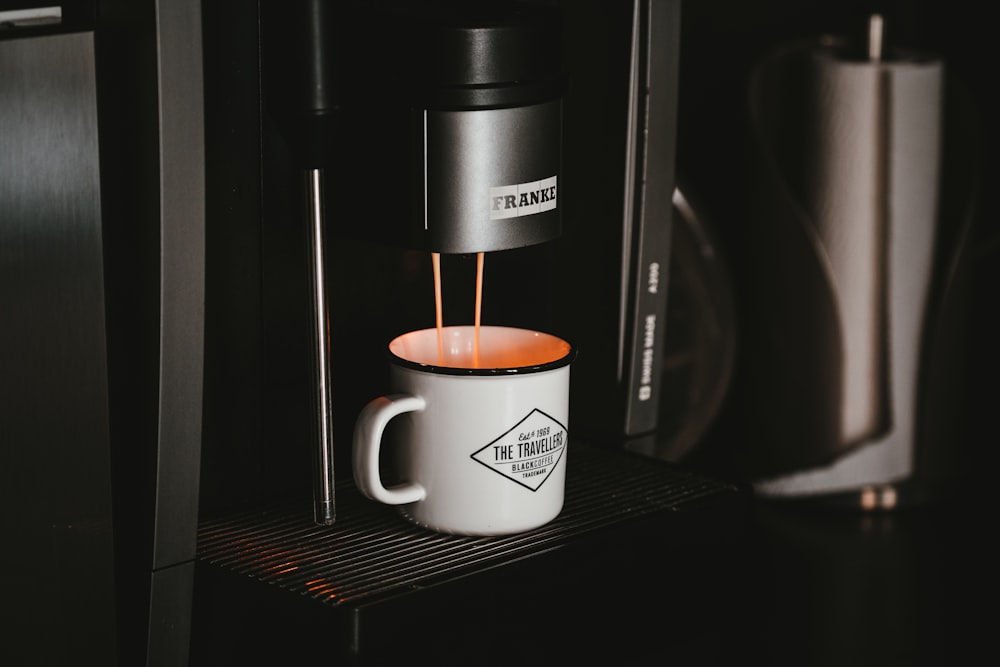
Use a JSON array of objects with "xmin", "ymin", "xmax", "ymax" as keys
[{"xmin": 196, "ymin": 443, "xmax": 745, "ymax": 609}]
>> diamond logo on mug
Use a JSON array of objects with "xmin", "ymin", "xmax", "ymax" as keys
[{"xmin": 471, "ymin": 408, "xmax": 567, "ymax": 491}]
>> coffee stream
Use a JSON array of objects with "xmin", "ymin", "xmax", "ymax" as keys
[
  {"xmin": 432, "ymin": 252, "xmax": 444, "ymax": 364},
  {"xmin": 474, "ymin": 252, "xmax": 484, "ymax": 367},
  {"xmin": 432, "ymin": 252, "xmax": 486, "ymax": 368}
]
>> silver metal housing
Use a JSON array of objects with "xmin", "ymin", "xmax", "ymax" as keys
[{"xmin": 420, "ymin": 99, "xmax": 562, "ymax": 253}]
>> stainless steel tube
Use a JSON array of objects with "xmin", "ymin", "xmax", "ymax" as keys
[{"xmin": 307, "ymin": 167, "xmax": 336, "ymax": 526}]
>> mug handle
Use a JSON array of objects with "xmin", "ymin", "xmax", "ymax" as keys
[{"xmin": 352, "ymin": 393, "xmax": 427, "ymax": 505}]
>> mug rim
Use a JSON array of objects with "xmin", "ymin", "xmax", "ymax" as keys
[{"xmin": 387, "ymin": 325, "xmax": 576, "ymax": 376}]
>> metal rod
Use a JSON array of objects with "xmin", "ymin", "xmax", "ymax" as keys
[
  {"xmin": 307, "ymin": 167, "xmax": 336, "ymax": 526},
  {"xmin": 868, "ymin": 14, "xmax": 883, "ymax": 62}
]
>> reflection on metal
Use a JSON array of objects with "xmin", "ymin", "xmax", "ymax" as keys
[
  {"xmin": 1, "ymin": 29, "xmax": 114, "ymax": 664},
  {"xmin": 0, "ymin": 7, "xmax": 62, "ymax": 28}
]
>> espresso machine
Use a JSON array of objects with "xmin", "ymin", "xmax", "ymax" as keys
[
  {"xmin": 197, "ymin": 0, "xmax": 694, "ymax": 522},
  {"xmin": 2, "ymin": 1, "xmax": 752, "ymax": 665},
  {"xmin": 194, "ymin": 2, "xmax": 749, "ymax": 664}
]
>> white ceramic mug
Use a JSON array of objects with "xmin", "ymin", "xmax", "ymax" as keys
[{"xmin": 352, "ymin": 325, "xmax": 576, "ymax": 535}]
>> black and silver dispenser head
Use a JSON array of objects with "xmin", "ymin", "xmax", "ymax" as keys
[{"xmin": 414, "ymin": 2, "xmax": 565, "ymax": 253}]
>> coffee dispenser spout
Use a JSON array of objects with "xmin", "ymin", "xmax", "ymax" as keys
[{"xmin": 410, "ymin": 1, "xmax": 565, "ymax": 255}]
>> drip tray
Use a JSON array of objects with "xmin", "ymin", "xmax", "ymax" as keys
[{"xmin": 192, "ymin": 443, "xmax": 749, "ymax": 666}]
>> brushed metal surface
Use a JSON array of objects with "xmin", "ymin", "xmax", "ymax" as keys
[
  {"xmin": 424, "ymin": 100, "xmax": 562, "ymax": 253},
  {"xmin": 147, "ymin": 561, "xmax": 196, "ymax": 667},
  {"xmin": 150, "ymin": 0, "xmax": 206, "ymax": 574},
  {"xmin": 0, "ymin": 30, "xmax": 116, "ymax": 665}
]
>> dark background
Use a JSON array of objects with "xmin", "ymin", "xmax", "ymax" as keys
[{"xmin": 670, "ymin": 2, "xmax": 996, "ymax": 665}]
